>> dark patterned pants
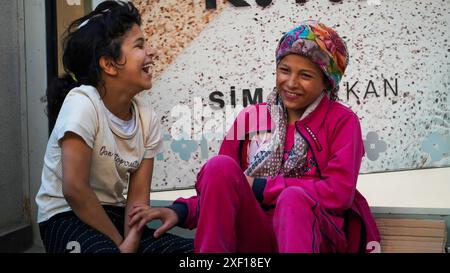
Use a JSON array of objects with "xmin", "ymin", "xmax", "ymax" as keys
[{"xmin": 39, "ymin": 205, "xmax": 193, "ymax": 253}]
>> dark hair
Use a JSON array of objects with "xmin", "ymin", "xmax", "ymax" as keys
[
  {"xmin": 323, "ymin": 73, "xmax": 338, "ymax": 101},
  {"xmin": 46, "ymin": 0, "xmax": 141, "ymax": 131}
]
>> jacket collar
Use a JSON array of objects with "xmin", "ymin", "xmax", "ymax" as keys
[
  {"xmin": 294, "ymin": 94, "xmax": 332, "ymax": 159},
  {"xmin": 296, "ymin": 93, "xmax": 331, "ymax": 130}
]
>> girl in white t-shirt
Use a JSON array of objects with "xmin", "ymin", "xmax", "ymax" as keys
[{"xmin": 35, "ymin": 1, "xmax": 192, "ymax": 253}]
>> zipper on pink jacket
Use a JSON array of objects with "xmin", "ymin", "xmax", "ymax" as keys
[
  {"xmin": 295, "ymin": 122, "xmax": 323, "ymax": 179},
  {"xmin": 304, "ymin": 125, "xmax": 323, "ymax": 152}
]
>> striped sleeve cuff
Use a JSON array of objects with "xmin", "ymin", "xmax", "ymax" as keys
[
  {"xmin": 167, "ymin": 202, "xmax": 188, "ymax": 226},
  {"xmin": 252, "ymin": 177, "xmax": 267, "ymax": 203}
]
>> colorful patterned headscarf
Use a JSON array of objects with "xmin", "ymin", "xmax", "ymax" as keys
[{"xmin": 275, "ymin": 20, "xmax": 348, "ymax": 92}]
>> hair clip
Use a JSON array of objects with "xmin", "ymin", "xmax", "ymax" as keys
[
  {"xmin": 78, "ymin": 19, "xmax": 90, "ymax": 29},
  {"xmin": 78, "ymin": 9, "xmax": 110, "ymax": 29}
]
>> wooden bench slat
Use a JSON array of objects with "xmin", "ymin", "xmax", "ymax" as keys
[
  {"xmin": 381, "ymin": 240, "xmax": 443, "ymax": 248},
  {"xmin": 375, "ymin": 218, "xmax": 447, "ymax": 252},
  {"xmin": 375, "ymin": 218, "xmax": 446, "ymax": 229},
  {"xmin": 381, "ymin": 245, "xmax": 444, "ymax": 253},
  {"xmin": 381, "ymin": 235, "xmax": 444, "ymax": 243},
  {"xmin": 378, "ymin": 226, "xmax": 446, "ymax": 237}
]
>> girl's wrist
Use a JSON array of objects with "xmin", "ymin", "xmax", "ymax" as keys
[{"xmin": 112, "ymin": 233, "xmax": 124, "ymax": 247}]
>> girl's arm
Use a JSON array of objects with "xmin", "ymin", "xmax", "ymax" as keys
[
  {"xmin": 122, "ymin": 158, "xmax": 154, "ymax": 252},
  {"xmin": 61, "ymin": 132, "xmax": 123, "ymax": 247}
]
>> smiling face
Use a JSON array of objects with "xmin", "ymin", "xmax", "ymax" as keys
[
  {"xmin": 115, "ymin": 24, "xmax": 156, "ymax": 95},
  {"xmin": 276, "ymin": 54, "xmax": 327, "ymax": 124}
]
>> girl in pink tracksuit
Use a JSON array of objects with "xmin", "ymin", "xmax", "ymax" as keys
[{"xmin": 129, "ymin": 20, "xmax": 380, "ymax": 253}]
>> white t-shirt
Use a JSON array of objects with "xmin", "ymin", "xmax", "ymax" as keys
[
  {"xmin": 103, "ymin": 102, "xmax": 136, "ymax": 134},
  {"xmin": 36, "ymin": 85, "xmax": 163, "ymax": 223}
]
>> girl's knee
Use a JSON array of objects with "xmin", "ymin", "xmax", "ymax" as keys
[
  {"xmin": 197, "ymin": 155, "xmax": 241, "ymax": 181},
  {"xmin": 277, "ymin": 187, "xmax": 316, "ymax": 208},
  {"xmin": 196, "ymin": 155, "xmax": 246, "ymax": 192},
  {"xmin": 204, "ymin": 155, "xmax": 240, "ymax": 171}
]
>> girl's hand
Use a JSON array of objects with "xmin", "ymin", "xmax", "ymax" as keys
[
  {"xmin": 129, "ymin": 205, "xmax": 179, "ymax": 238},
  {"xmin": 119, "ymin": 226, "xmax": 141, "ymax": 253}
]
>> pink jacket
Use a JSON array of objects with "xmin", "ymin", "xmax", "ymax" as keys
[{"xmin": 172, "ymin": 95, "xmax": 380, "ymax": 252}]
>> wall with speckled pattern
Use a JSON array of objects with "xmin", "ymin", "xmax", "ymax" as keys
[{"xmin": 131, "ymin": 0, "xmax": 449, "ymax": 190}]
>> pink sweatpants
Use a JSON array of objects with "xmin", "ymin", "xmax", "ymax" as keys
[{"xmin": 194, "ymin": 155, "xmax": 347, "ymax": 253}]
